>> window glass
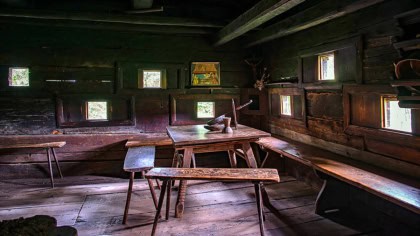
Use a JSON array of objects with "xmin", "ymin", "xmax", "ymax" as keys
[
  {"xmin": 319, "ymin": 53, "xmax": 335, "ymax": 81},
  {"xmin": 280, "ymin": 95, "xmax": 292, "ymax": 116},
  {"xmin": 9, "ymin": 67, "xmax": 29, "ymax": 86},
  {"xmin": 143, "ymin": 70, "xmax": 161, "ymax": 88},
  {"xmin": 382, "ymin": 97, "xmax": 411, "ymax": 132},
  {"xmin": 197, "ymin": 102, "xmax": 215, "ymax": 118},
  {"xmin": 87, "ymin": 101, "xmax": 108, "ymax": 120}
]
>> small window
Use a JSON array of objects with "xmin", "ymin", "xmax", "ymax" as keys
[
  {"xmin": 141, "ymin": 70, "xmax": 161, "ymax": 88},
  {"xmin": 280, "ymin": 95, "xmax": 292, "ymax": 116},
  {"xmin": 318, "ymin": 53, "xmax": 335, "ymax": 81},
  {"xmin": 87, "ymin": 101, "xmax": 108, "ymax": 120},
  {"xmin": 197, "ymin": 102, "xmax": 215, "ymax": 118},
  {"xmin": 382, "ymin": 97, "xmax": 411, "ymax": 132},
  {"xmin": 8, "ymin": 67, "xmax": 29, "ymax": 86}
]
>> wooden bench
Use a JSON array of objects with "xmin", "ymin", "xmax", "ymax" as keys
[
  {"xmin": 145, "ymin": 167, "xmax": 280, "ymax": 236},
  {"xmin": 255, "ymin": 136, "xmax": 420, "ymax": 228},
  {"xmin": 122, "ymin": 136, "xmax": 173, "ymax": 224},
  {"xmin": 0, "ymin": 141, "xmax": 66, "ymax": 188}
]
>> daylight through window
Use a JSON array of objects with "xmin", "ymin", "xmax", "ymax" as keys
[
  {"xmin": 319, "ymin": 53, "xmax": 335, "ymax": 81},
  {"xmin": 382, "ymin": 97, "xmax": 411, "ymax": 132},
  {"xmin": 280, "ymin": 95, "xmax": 292, "ymax": 116},
  {"xmin": 143, "ymin": 70, "xmax": 161, "ymax": 88},
  {"xmin": 9, "ymin": 67, "xmax": 29, "ymax": 86},
  {"xmin": 197, "ymin": 102, "xmax": 215, "ymax": 118},
  {"xmin": 87, "ymin": 101, "xmax": 108, "ymax": 120}
]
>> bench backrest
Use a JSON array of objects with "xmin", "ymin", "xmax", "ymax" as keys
[
  {"xmin": 123, "ymin": 146, "xmax": 156, "ymax": 172},
  {"xmin": 145, "ymin": 167, "xmax": 280, "ymax": 182}
]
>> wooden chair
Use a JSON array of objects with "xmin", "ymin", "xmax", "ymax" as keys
[
  {"xmin": 145, "ymin": 167, "xmax": 280, "ymax": 236},
  {"xmin": 122, "ymin": 146, "xmax": 160, "ymax": 224}
]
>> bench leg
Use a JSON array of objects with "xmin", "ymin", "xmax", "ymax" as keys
[
  {"xmin": 123, "ymin": 172, "xmax": 135, "ymax": 224},
  {"xmin": 46, "ymin": 148, "xmax": 54, "ymax": 188},
  {"xmin": 254, "ymin": 182, "xmax": 265, "ymax": 236},
  {"xmin": 315, "ymin": 172, "xmax": 350, "ymax": 215},
  {"xmin": 51, "ymin": 148, "xmax": 63, "ymax": 178},
  {"xmin": 166, "ymin": 180, "xmax": 171, "ymax": 220},
  {"xmin": 152, "ymin": 180, "xmax": 168, "ymax": 236}
]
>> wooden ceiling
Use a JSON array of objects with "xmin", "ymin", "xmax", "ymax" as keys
[{"xmin": 0, "ymin": 0, "xmax": 385, "ymax": 47}]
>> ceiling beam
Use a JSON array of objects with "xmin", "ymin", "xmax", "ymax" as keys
[
  {"xmin": 246, "ymin": 0, "xmax": 384, "ymax": 47},
  {"xmin": 0, "ymin": 9, "xmax": 225, "ymax": 28},
  {"xmin": 213, "ymin": 0, "xmax": 305, "ymax": 47}
]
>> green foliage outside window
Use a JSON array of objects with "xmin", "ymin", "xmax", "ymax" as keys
[
  {"xmin": 9, "ymin": 68, "xmax": 29, "ymax": 86},
  {"xmin": 197, "ymin": 102, "xmax": 215, "ymax": 118},
  {"xmin": 143, "ymin": 70, "xmax": 161, "ymax": 88},
  {"xmin": 87, "ymin": 102, "xmax": 108, "ymax": 120}
]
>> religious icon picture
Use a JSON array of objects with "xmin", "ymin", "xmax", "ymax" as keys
[{"xmin": 191, "ymin": 62, "xmax": 220, "ymax": 86}]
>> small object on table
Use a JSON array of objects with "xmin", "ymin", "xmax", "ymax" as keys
[{"xmin": 222, "ymin": 117, "xmax": 233, "ymax": 133}]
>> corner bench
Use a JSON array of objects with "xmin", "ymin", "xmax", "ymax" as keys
[{"xmin": 255, "ymin": 136, "xmax": 420, "ymax": 229}]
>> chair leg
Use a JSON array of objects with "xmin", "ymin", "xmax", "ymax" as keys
[
  {"xmin": 254, "ymin": 182, "xmax": 265, "ymax": 236},
  {"xmin": 46, "ymin": 148, "xmax": 54, "ymax": 188},
  {"xmin": 166, "ymin": 180, "xmax": 172, "ymax": 220},
  {"xmin": 123, "ymin": 172, "xmax": 135, "ymax": 224},
  {"xmin": 152, "ymin": 180, "xmax": 168, "ymax": 236},
  {"xmin": 147, "ymin": 178, "xmax": 159, "ymax": 209},
  {"xmin": 51, "ymin": 148, "xmax": 63, "ymax": 178}
]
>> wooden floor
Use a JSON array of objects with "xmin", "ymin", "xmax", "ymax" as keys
[{"xmin": 0, "ymin": 175, "xmax": 366, "ymax": 235}]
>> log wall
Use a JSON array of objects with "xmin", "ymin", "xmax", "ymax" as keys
[{"xmin": 261, "ymin": 0, "xmax": 420, "ymax": 176}]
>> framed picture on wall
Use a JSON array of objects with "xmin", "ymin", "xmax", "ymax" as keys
[{"xmin": 191, "ymin": 62, "xmax": 220, "ymax": 86}]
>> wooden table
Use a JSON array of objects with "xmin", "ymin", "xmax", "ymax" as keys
[
  {"xmin": 0, "ymin": 141, "xmax": 66, "ymax": 188},
  {"xmin": 166, "ymin": 124, "xmax": 272, "ymax": 218}
]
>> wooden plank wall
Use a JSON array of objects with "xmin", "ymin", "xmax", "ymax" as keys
[
  {"xmin": 262, "ymin": 0, "xmax": 420, "ymax": 175},
  {"xmin": 0, "ymin": 22, "xmax": 252, "ymax": 177}
]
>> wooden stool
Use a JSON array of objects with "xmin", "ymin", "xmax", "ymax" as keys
[
  {"xmin": 145, "ymin": 167, "xmax": 280, "ymax": 236},
  {"xmin": 122, "ymin": 146, "xmax": 160, "ymax": 224}
]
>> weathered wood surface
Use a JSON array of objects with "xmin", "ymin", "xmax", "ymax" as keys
[
  {"xmin": 214, "ymin": 0, "xmax": 305, "ymax": 46},
  {"xmin": 256, "ymin": 135, "xmax": 420, "ymax": 214},
  {"xmin": 126, "ymin": 136, "xmax": 172, "ymax": 147},
  {"xmin": 166, "ymin": 124, "xmax": 271, "ymax": 147},
  {"xmin": 123, "ymin": 146, "xmax": 155, "ymax": 172},
  {"xmin": 146, "ymin": 168, "xmax": 280, "ymax": 182},
  {"xmin": 0, "ymin": 141, "xmax": 66, "ymax": 149},
  {"xmin": 312, "ymin": 158, "xmax": 420, "ymax": 215},
  {"xmin": 6, "ymin": 175, "xmax": 412, "ymax": 235}
]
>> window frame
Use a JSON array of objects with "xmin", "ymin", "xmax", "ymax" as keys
[
  {"xmin": 86, "ymin": 101, "xmax": 109, "ymax": 121},
  {"xmin": 381, "ymin": 96, "xmax": 412, "ymax": 133},
  {"xmin": 318, "ymin": 52, "xmax": 335, "ymax": 81},
  {"xmin": 196, "ymin": 101, "xmax": 216, "ymax": 119},
  {"xmin": 280, "ymin": 95, "xmax": 293, "ymax": 116},
  {"xmin": 138, "ymin": 68, "xmax": 167, "ymax": 89},
  {"xmin": 8, "ymin": 67, "xmax": 30, "ymax": 87}
]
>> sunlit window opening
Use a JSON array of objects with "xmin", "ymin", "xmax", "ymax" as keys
[
  {"xmin": 143, "ymin": 70, "xmax": 161, "ymax": 88},
  {"xmin": 280, "ymin": 95, "xmax": 292, "ymax": 116},
  {"xmin": 197, "ymin": 102, "xmax": 215, "ymax": 118},
  {"xmin": 9, "ymin": 67, "xmax": 29, "ymax": 86},
  {"xmin": 87, "ymin": 101, "xmax": 108, "ymax": 120},
  {"xmin": 382, "ymin": 97, "xmax": 411, "ymax": 132},
  {"xmin": 319, "ymin": 53, "xmax": 335, "ymax": 81}
]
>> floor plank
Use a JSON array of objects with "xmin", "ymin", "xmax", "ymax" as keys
[{"xmin": 0, "ymin": 175, "xmax": 364, "ymax": 235}]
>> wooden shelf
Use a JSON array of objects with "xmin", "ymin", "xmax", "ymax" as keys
[{"xmin": 390, "ymin": 80, "xmax": 420, "ymax": 87}]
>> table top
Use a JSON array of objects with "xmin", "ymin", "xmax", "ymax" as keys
[
  {"xmin": 0, "ymin": 141, "xmax": 66, "ymax": 149},
  {"xmin": 166, "ymin": 124, "xmax": 270, "ymax": 146}
]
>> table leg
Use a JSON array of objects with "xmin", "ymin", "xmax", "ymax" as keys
[
  {"xmin": 241, "ymin": 141, "xmax": 278, "ymax": 217},
  {"xmin": 46, "ymin": 148, "xmax": 54, "ymax": 188},
  {"xmin": 228, "ymin": 149, "xmax": 237, "ymax": 168},
  {"xmin": 51, "ymin": 148, "xmax": 63, "ymax": 178},
  {"xmin": 175, "ymin": 147, "xmax": 193, "ymax": 218}
]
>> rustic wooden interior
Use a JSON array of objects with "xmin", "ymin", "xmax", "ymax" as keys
[{"xmin": 0, "ymin": 0, "xmax": 419, "ymax": 235}]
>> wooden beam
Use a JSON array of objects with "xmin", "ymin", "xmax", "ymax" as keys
[
  {"xmin": 0, "ymin": 9, "xmax": 224, "ymax": 28},
  {"xmin": 214, "ymin": 0, "xmax": 305, "ymax": 46},
  {"xmin": 246, "ymin": 0, "xmax": 384, "ymax": 47}
]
